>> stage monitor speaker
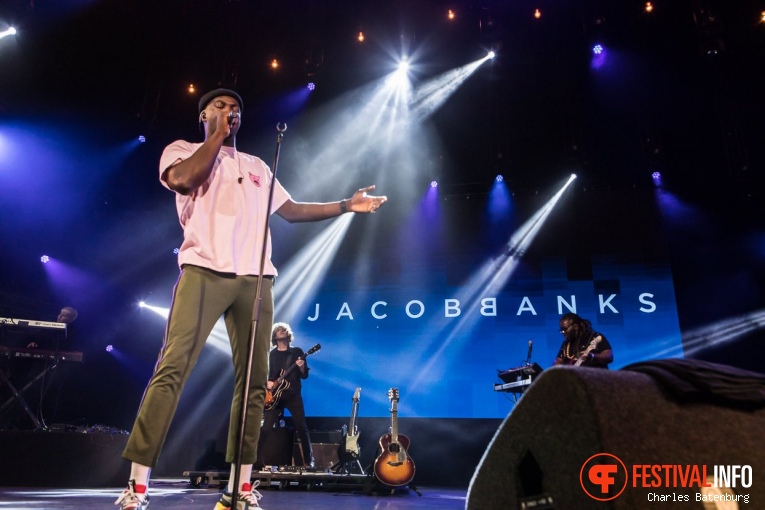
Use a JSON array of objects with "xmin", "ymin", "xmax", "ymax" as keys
[{"xmin": 467, "ymin": 365, "xmax": 765, "ymax": 509}]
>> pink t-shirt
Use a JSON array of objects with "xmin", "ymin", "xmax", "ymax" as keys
[{"xmin": 159, "ymin": 140, "xmax": 291, "ymax": 276}]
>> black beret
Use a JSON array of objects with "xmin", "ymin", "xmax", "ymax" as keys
[{"xmin": 198, "ymin": 88, "xmax": 243, "ymax": 113}]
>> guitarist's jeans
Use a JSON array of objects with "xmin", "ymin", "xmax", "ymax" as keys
[
  {"xmin": 260, "ymin": 392, "xmax": 313, "ymax": 466},
  {"xmin": 123, "ymin": 265, "xmax": 274, "ymax": 467}
]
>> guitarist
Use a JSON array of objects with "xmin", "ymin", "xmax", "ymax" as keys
[
  {"xmin": 553, "ymin": 313, "xmax": 613, "ymax": 368},
  {"xmin": 259, "ymin": 322, "xmax": 314, "ymax": 468}
]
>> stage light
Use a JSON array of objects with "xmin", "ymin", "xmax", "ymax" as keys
[
  {"xmin": 173, "ymin": 248, "xmax": 180, "ymax": 254},
  {"xmin": 448, "ymin": 10, "xmax": 456, "ymax": 21},
  {"xmin": 139, "ymin": 301, "xmax": 146, "ymax": 308},
  {"xmin": 106, "ymin": 345, "xmax": 114, "ymax": 353},
  {"xmin": 593, "ymin": 44, "xmax": 604, "ymax": 55},
  {"xmin": 487, "ymin": 51, "xmax": 496, "ymax": 59},
  {"xmin": 534, "ymin": 8, "xmax": 541, "ymax": 19},
  {"xmin": 495, "ymin": 175, "xmax": 503, "ymax": 182},
  {"xmin": 652, "ymin": 171, "xmax": 661, "ymax": 179},
  {"xmin": 431, "ymin": 180, "xmax": 438, "ymax": 188},
  {"xmin": 761, "ymin": 11, "xmax": 765, "ymax": 23},
  {"xmin": 307, "ymin": 82, "xmax": 315, "ymax": 91},
  {"xmin": 40, "ymin": 255, "xmax": 49, "ymax": 263},
  {"xmin": 138, "ymin": 135, "xmax": 146, "ymax": 143},
  {"xmin": 188, "ymin": 84, "xmax": 196, "ymax": 94},
  {"xmin": 645, "ymin": 2, "xmax": 654, "ymax": 13},
  {"xmin": 357, "ymin": 31, "xmax": 365, "ymax": 42},
  {"xmin": 397, "ymin": 58, "xmax": 410, "ymax": 73},
  {"xmin": 0, "ymin": 27, "xmax": 16, "ymax": 40},
  {"xmin": 270, "ymin": 59, "xmax": 279, "ymax": 70}
]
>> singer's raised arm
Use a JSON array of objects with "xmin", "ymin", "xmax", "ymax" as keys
[{"xmin": 276, "ymin": 185, "xmax": 388, "ymax": 223}]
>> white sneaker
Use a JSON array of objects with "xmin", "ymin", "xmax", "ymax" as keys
[
  {"xmin": 214, "ymin": 480, "xmax": 264, "ymax": 509},
  {"xmin": 115, "ymin": 479, "xmax": 149, "ymax": 510}
]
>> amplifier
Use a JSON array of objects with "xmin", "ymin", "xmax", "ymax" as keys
[{"xmin": 294, "ymin": 430, "xmax": 343, "ymax": 470}]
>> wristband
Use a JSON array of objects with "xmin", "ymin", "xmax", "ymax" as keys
[{"xmin": 340, "ymin": 199, "xmax": 348, "ymax": 214}]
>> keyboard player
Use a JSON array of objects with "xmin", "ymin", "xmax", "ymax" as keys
[
  {"xmin": 0, "ymin": 306, "xmax": 79, "ymax": 429},
  {"xmin": 24, "ymin": 307, "xmax": 78, "ymax": 349}
]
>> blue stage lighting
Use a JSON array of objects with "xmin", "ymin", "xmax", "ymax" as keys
[
  {"xmin": 307, "ymin": 82, "xmax": 316, "ymax": 91},
  {"xmin": 652, "ymin": 171, "xmax": 661, "ymax": 179},
  {"xmin": 593, "ymin": 44, "xmax": 604, "ymax": 55},
  {"xmin": 40, "ymin": 255, "xmax": 49, "ymax": 263},
  {"xmin": 173, "ymin": 247, "xmax": 180, "ymax": 254},
  {"xmin": 138, "ymin": 135, "xmax": 146, "ymax": 143},
  {"xmin": 106, "ymin": 345, "xmax": 114, "ymax": 353},
  {"xmin": 496, "ymin": 175, "xmax": 504, "ymax": 182},
  {"xmin": 430, "ymin": 180, "xmax": 438, "ymax": 188},
  {"xmin": 487, "ymin": 51, "xmax": 496, "ymax": 59}
]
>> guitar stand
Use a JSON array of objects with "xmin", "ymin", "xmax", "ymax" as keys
[
  {"xmin": 334, "ymin": 458, "xmax": 365, "ymax": 475},
  {"xmin": 372, "ymin": 478, "xmax": 423, "ymax": 497}
]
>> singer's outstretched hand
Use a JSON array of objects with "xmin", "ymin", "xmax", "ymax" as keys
[{"xmin": 348, "ymin": 185, "xmax": 387, "ymax": 213}]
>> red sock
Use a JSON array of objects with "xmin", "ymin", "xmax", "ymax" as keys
[{"xmin": 134, "ymin": 484, "xmax": 147, "ymax": 494}]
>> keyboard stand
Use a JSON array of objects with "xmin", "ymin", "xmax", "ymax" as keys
[{"xmin": 0, "ymin": 368, "xmax": 46, "ymax": 429}]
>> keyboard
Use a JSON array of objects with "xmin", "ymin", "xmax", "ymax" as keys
[
  {"xmin": 0, "ymin": 345, "xmax": 83, "ymax": 363},
  {"xmin": 0, "ymin": 317, "xmax": 67, "ymax": 330}
]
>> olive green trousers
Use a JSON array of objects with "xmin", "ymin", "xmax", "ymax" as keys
[{"xmin": 123, "ymin": 264, "xmax": 273, "ymax": 467}]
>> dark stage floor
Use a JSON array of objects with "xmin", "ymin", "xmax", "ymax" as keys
[{"xmin": 0, "ymin": 479, "xmax": 467, "ymax": 510}]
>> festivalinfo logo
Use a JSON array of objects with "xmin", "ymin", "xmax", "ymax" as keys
[{"xmin": 580, "ymin": 453, "xmax": 752, "ymax": 504}]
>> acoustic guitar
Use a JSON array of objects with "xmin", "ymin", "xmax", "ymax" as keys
[
  {"xmin": 264, "ymin": 343, "xmax": 321, "ymax": 411},
  {"xmin": 373, "ymin": 388, "xmax": 415, "ymax": 486},
  {"xmin": 344, "ymin": 388, "xmax": 361, "ymax": 458}
]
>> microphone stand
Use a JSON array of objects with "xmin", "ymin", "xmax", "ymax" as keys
[{"xmin": 231, "ymin": 123, "xmax": 287, "ymax": 509}]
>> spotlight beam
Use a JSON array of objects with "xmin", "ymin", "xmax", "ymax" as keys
[
  {"xmin": 408, "ymin": 176, "xmax": 577, "ymax": 390},
  {"xmin": 676, "ymin": 309, "xmax": 765, "ymax": 357},
  {"xmin": 410, "ymin": 58, "xmax": 486, "ymax": 121},
  {"xmin": 274, "ymin": 215, "xmax": 354, "ymax": 318},
  {"xmin": 0, "ymin": 27, "xmax": 17, "ymax": 40}
]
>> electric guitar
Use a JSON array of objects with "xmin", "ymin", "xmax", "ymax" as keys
[
  {"xmin": 373, "ymin": 388, "xmax": 415, "ymax": 486},
  {"xmin": 344, "ymin": 388, "xmax": 361, "ymax": 457},
  {"xmin": 264, "ymin": 343, "xmax": 321, "ymax": 411},
  {"xmin": 573, "ymin": 335, "xmax": 602, "ymax": 366}
]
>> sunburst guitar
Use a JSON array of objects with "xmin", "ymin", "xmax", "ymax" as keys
[{"xmin": 373, "ymin": 388, "xmax": 415, "ymax": 486}]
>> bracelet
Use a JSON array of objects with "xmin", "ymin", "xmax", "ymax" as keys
[{"xmin": 340, "ymin": 199, "xmax": 348, "ymax": 214}]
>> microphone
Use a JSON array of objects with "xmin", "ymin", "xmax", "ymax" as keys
[
  {"xmin": 228, "ymin": 111, "xmax": 240, "ymax": 125},
  {"xmin": 526, "ymin": 340, "xmax": 533, "ymax": 365}
]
